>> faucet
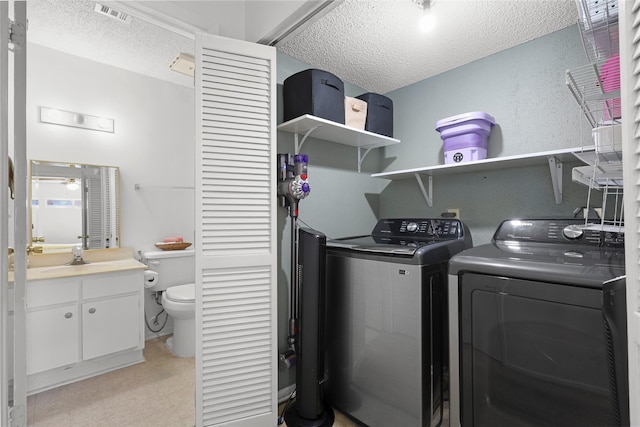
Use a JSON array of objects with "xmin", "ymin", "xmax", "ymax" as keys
[
  {"xmin": 26, "ymin": 245, "xmax": 43, "ymax": 255},
  {"xmin": 66, "ymin": 245, "xmax": 90, "ymax": 266}
]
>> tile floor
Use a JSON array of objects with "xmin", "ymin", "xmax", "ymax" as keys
[
  {"xmin": 25, "ymin": 336, "xmax": 376, "ymax": 427},
  {"xmin": 27, "ymin": 337, "xmax": 195, "ymax": 427}
]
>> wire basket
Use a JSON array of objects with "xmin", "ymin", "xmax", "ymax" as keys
[
  {"xmin": 576, "ymin": 0, "xmax": 619, "ymax": 62},
  {"xmin": 566, "ymin": 58, "xmax": 621, "ymax": 129}
]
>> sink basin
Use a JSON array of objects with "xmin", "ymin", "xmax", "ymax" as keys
[{"xmin": 40, "ymin": 263, "xmax": 114, "ymax": 274}]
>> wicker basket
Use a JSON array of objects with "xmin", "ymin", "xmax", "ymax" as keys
[{"xmin": 154, "ymin": 242, "xmax": 192, "ymax": 251}]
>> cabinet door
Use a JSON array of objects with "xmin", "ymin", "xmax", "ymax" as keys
[
  {"xmin": 82, "ymin": 294, "xmax": 139, "ymax": 360},
  {"xmin": 26, "ymin": 305, "xmax": 79, "ymax": 375}
]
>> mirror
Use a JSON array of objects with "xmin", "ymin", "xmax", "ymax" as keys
[{"xmin": 30, "ymin": 160, "xmax": 120, "ymax": 253}]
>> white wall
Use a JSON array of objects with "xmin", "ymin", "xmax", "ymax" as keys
[
  {"xmin": 27, "ymin": 43, "xmax": 195, "ymax": 253},
  {"xmin": 27, "ymin": 43, "xmax": 195, "ymax": 338}
]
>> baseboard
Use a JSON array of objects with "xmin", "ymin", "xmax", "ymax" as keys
[{"xmin": 144, "ymin": 330, "xmax": 171, "ymax": 341}]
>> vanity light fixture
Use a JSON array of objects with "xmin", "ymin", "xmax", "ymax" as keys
[
  {"xmin": 414, "ymin": 0, "xmax": 436, "ymax": 32},
  {"xmin": 39, "ymin": 107, "xmax": 115, "ymax": 133}
]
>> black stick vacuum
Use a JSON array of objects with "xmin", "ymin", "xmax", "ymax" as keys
[{"xmin": 278, "ymin": 154, "xmax": 334, "ymax": 427}]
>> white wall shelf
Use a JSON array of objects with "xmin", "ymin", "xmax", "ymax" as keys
[
  {"xmin": 277, "ymin": 114, "xmax": 400, "ymax": 172},
  {"xmin": 371, "ymin": 146, "xmax": 596, "ymax": 207}
]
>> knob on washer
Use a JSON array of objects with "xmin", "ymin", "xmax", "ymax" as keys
[
  {"xmin": 563, "ymin": 224, "xmax": 584, "ymax": 240},
  {"xmin": 406, "ymin": 222, "xmax": 418, "ymax": 232}
]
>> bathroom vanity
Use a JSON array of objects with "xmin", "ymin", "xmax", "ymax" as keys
[{"xmin": 9, "ymin": 249, "xmax": 147, "ymax": 394}]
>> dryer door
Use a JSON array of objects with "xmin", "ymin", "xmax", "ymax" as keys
[{"xmin": 459, "ymin": 273, "xmax": 616, "ymax": 427}]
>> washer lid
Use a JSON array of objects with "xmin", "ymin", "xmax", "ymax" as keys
[{"xmin": 165, "ymin": 283, "xmax": 195, "ymax": 303}]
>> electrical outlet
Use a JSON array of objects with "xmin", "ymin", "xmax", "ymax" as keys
[{"xmin": 448, "ymin": 208, "xmax": 460, "ymax": 218}]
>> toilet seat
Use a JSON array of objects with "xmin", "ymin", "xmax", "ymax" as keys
[{"xmin": 165, "ymin": 283, "xmax": 195, "ymax": 303}]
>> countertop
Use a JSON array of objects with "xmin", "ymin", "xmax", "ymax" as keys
[{"xmin": 8, "ymin": 247, "xmax": 148, "ymax": 282}]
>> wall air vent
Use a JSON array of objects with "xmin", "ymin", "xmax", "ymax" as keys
[{"xmin": 94, "ymin": 3, "xmax": 131, "ymax": 24}]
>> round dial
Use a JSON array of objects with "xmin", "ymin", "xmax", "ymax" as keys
[
  {"xmin": 406, "ymin": 222, "xmax": 418, "ymax": 232},
  {"xmin": 562, "ymin": 224, "xmax": 584, "ymax": 240}
]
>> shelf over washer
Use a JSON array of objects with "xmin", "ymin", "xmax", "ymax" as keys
[
  {"xmin": 371, "ymin": 146, "xmax": 596, "ymax": 207},
  {"xmin": 277, "ymin": 114, "xmax": 400, "ymax": 172}
]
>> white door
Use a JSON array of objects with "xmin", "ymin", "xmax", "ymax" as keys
[
  {"xmin": 621, "ymin": 0, "xmax": 640, "ymax": 424},
  {"xmin": 194, "ymin": 34, "xmax": 277, "ymax": 426},
  {"xmin": 0, "ymin": 4, "xmax": 10, "ymax": 425},
  {"xmin": 1, "ymin": 1, "xmax": 27, "ymax": 426}
]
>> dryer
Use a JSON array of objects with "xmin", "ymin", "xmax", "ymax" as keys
[
  {"xmin": 448, "ymin": 218, "xmax": 628, "ymax": 427},
  {"xmin": 325, "ymin": 218, "xmax": 472, "ymax": 427}
]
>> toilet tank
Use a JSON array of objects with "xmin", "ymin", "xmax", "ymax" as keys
[{"xmin": 143, "ymin": 249, "xmax": 195, "ymax": 291}]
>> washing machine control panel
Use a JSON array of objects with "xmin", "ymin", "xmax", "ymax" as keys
[
  {"xmin": 562, "ymin": 224, "xmax": 584, "ymax": 240},
  {"xmin": 372, "ymin": 218, "xmax": 464, "ymax": 240},
  {"xmin": 494, "ymin": 219, "xmax": 624, "ymax": 248}
]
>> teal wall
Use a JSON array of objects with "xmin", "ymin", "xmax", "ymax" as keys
[
  {"xmin": 380, "ymin": 25, "xmax": 595, "ymax": 243},
  {"xmin": 275, "ymin": 24, "xmax": 596, "ymax": 389},
  {"xmin": 276, "ymin": 53, "xmax": 381, "ymax": 389}
]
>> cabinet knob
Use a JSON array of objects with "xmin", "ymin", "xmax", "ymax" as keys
[
  {"xmin": 88, "ymin": 308, "xmax": 96, "ymax": 314},
  {"xmin": 65, "ymin": 312, "xmax": 73, "ymax": 319}
]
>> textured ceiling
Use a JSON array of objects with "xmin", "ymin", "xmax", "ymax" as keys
[
  {"xmin": 277, "ymin": 0, "xmax": 579, "ymax": 93},
  {"xmin": 25, "ymin": 0, "xmax": 579, "ymax": 94},
  {"xmin": 26, "ymin": 0, "xmax": 196, "ymax": 88}
]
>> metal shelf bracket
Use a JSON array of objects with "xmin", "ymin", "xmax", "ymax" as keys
[
  {"xmin": 415, "ymin": 173, "xmax": 433, "ymax": 207},
  {"xmin": 294, "ymin": 125, "xmax": 321, "ymax": 154},
  {"xmin": 357, "ymin": 147, "xmax": 376, "ymax": 173},
  {"xmin": 548, "ymin": 156, "xmax": 563, "ymax": 204}
]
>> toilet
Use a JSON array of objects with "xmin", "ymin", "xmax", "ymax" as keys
[{"xmin": 143, "ymin": 249, "xmax": 195, "ymax": 358}]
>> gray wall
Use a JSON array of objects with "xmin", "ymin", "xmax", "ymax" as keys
[
  {"xmin": 275, "ymin": 24, "xmax": 600, "ymax": 389},
  {"xmin": 276, "ymin": 53, "xmax": 381, "ymax": 389},
  {"xmin": 380, "ymin": 25, "xmax": 595, "ymax": 244}
]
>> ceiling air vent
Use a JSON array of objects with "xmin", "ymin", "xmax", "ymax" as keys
[{"xmin": 94, "ymin": 3, "xmax": 131, "ymax": 24}]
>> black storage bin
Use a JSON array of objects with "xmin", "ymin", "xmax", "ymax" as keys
[
  {"xmin": 356, "ymin": 93, "xmax": 393, "ymax": 137},
  {"xmin": 283, "ymin": 69, "xmax": 345, "ymax": 124}
]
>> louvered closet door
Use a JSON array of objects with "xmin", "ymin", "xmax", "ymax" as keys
[
  {"xmin": 620, "ymin": 1, "xmax": 640, "ymax": 424},
  {"xmin": 194, "ymin": 34, "xmax": 277, "ymax": 427},
  {"xmin": 85, "ymin": 173, "xmax": 104, "ymax": 249}
]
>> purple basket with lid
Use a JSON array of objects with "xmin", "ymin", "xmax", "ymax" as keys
[{"xmin": 435, "ymin": 112, "xmax": 495, "ymax": 164}]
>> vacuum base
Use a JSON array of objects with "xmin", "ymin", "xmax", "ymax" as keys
[{"xmin": 283, "ymin": 403, "xmax": 334, "ymax": 427}]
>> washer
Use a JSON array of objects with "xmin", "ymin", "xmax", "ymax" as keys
[
  {"xmin": 325, "ymin": 218, "xmax": 472, "ymax": 427},
  {"xmin": 448, "ymin": 218, "xmax": 628, "ymax": 427}
]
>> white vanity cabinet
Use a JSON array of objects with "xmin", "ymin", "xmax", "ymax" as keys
[
  {"xmin": 81, "ymin": 273, "xmax": 142, "ymax": 360},
  {"xmin": 26, "ymin": 278, "xmax": 81, "ymax": 375},
  {"xmin": 25, "ymin": 269, "xmax": 145, "ymax": 393}
]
